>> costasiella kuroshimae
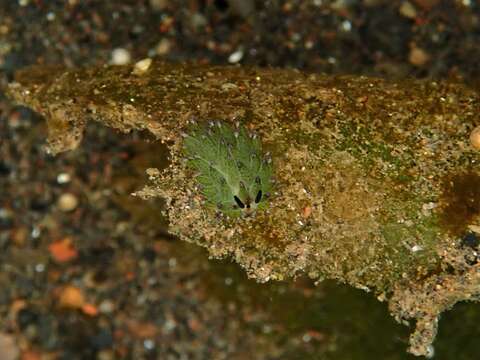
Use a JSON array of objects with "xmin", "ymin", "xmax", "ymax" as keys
[{"xmin": 182, "ymin": 121, "xmax": 273, "ymax": 218}]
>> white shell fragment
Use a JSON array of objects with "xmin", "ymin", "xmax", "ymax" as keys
[{"xmin": 133, "ymin": 58, "xmax": 153, "ymax": 75}]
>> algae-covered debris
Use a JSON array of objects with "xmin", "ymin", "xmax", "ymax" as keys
[{"xmin": 6, "ymin": 60, "xmax": 480, "ymax": 357}]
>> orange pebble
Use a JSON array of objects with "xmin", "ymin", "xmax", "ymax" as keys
[
  {"xmin": 58, "ymin": 286, "xmax": 85, "ymax": 309},
  {"xmin": 82, "ymin": 303, "xmax": 98, "ymax": 316},
  {"xmin": 302, "ymin": 206, "xmax": 312, "ymax": 218},
  {"xmin": 470, "ymin": 126, "xmax": 480, "ymax": 150},
  {"xmin": 48, "ymin": 237, "xmax": 78, "ymax": 263},
  {"xmin": 21, "ymin": 350, "xmax": 42, "ymax": 360}
]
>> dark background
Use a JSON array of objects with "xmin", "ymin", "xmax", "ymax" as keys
[{"xmin": 0, "ymin": 1, "xmax": 479, "ymax": 359}]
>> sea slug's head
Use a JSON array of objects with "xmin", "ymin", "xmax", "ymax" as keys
[{"xmin": 232, "ymin": 176, "xmax": 269, "ymax": 216}]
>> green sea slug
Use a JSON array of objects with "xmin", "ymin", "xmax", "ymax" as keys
[{"xmin": 183, "ymin": 121, "xmax": 273, "ymax": 217}]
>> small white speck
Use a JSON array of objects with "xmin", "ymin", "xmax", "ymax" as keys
[
  {"xmin": 143, "ymin": 339, "xmax": 155, "ymax": 350},
  {"xmin": 327, "ymin": 56, "xmax": 336, "ymax": 64},
  {"xmin": 168, "ymin": 258, "xmax": 177, "ymax": 268},
  {"xmin": 411, "ymin": 245, "xmax": 423, "ymax": 253},
  {"xmin": 99, "ymin": 300, "xmax": 115, "ymax": 314},
  {"xmin": 163, "ymin": 319, "xmax": 176, "ymax": 332},
  {"xmin": 57, "ymin": 173, "xmax": 71, "ymax": 184},
  {"xmin": 341, "ymin": 20, "xmax": 352, "ymax": 32},
  {"xmin": 422, "ymin": 202, "xmax": 437, "ymax": 211},
  {"xmin": 31, "ymin": 226, "xmax": 41, "ymax": 238},
  {"xmin": 228, "ymin": 48, "xmax": 244, "ymax": 64},
  {"xmin": 426, "ymin": 345, "xmax": 435, "ymax": 359},
  {"xmin": 305, "ymin": 39, "xmax": 314, "ymax": 49},
  {"xmin": 111, "ymin": 48, "xmax": 131, "ymax": 65},
  {"xmin": 302, "ymin": 333, "xmax": 312, "ymax": 342},
  {"xmin": 35, "ymin": 263, "xmax": 45, "ymax": 272},
  {"xmin": 46, "ymin": 12, "xmax": 56, "ymax": 21},
  {"xmin": 224, "ymin": 277, "xmax": 233, "ymax": 286},
  {"xmin": 133, "ymin": 58, "xmax": 152, "ymax": 74}
]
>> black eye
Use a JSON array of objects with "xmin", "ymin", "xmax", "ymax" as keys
[
  {"xmin": 234, "ymin": 195, "xmax": 245, "ymax": 209},
  {"xmin": 255, "ymin": 190, "xmax": 262, "ymax": 204}
]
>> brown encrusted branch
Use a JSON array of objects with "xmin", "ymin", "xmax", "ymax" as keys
[
  {"xmin": 391, "ymin": 262, "xmax": 480, "ymax": 356},
  {"xmin": 6, "ymin": 60, "xmax": 480, "ymax": 357}
]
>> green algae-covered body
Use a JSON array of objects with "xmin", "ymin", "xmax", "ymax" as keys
[{"xmin": 183, "ymin": 121, "xmax": 273, "ymax": 217}]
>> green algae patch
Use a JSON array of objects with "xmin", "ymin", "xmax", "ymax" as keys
[{"xmin": 6, "ymin": 60, "xmax": 480, "ymax": 357}]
